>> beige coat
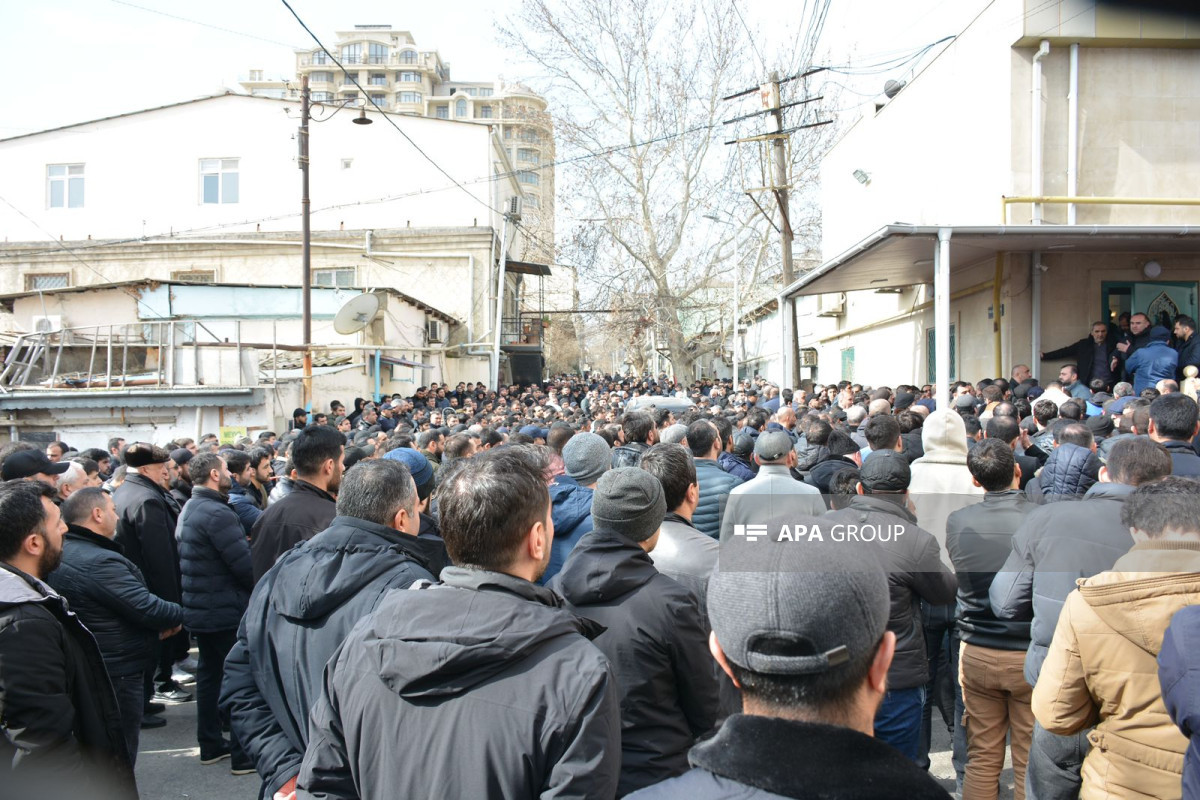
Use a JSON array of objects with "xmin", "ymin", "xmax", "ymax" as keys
[{"xmin": 1032, "ymin": 542, "xmax": 1200, "ymax": 800}]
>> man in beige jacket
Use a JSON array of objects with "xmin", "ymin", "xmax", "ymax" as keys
[{"xmin": 1032, "ymin": 476, "xmax": 1200, "ymax": 800}]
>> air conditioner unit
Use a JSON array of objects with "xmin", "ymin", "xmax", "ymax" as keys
[
  {"xmin": 507, "ymin": 195, "xmax": 522, "ymax": 221},
  {"xmin": 426, "ymin": 319, "xmax": 446, "ymax": 343},
  {"xmin": 31, "ymin": 315, "xmax": 62, "ymax": 333},
  {"xmin": 816, "ymin": 293, "xmax": 846, "ymax": 317}
]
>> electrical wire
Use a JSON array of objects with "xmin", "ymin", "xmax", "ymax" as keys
[{"xmin": 111, "ymin": 0, "xmax": 306, "ymax": 50}]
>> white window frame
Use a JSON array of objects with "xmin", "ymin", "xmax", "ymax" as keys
[
  {"xmin": 399, "ymin": 92, "xmax": 422, "ymax": 104},
  {"xmin": 312, "ymin": 267, "xmax": 356, "ymax": 288},
  {"xmin": 455, "ymin": 98, "xmax": 467, "ymax": 117},
  {"xmin": 435, "ymin": 105, "xmax": 449, "ymax": 119},
  {"xmin": 517, "ymin": 170, "xmax": 540, "ymax": 186},
  {"xmin": 399, "ymin": 71, "xmax": 420, "ymax": 83},
  {"xmin": 24, "ymin": 272, "xmax": 70, "ymax": 290},
  {"xmin": 47, "ymin": 163, "xmax": 84, "ymax": 209},
  {"xmin": 311, "ymin": 71, "xmax": 334, "ymax": 83},
  {"xmin": 199, "ymin": 158, "xmax": 239, "ymax": 205}
]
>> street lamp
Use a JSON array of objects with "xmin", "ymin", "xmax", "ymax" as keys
[
  {"xmin": 299, "ymin": 74, "xmax": 372, "ymax": 418},
  {"xmin": 703, "ymin": 212, "xmax": 739, "ymax": 384}
]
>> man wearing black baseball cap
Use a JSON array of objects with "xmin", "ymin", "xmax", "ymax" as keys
[
  {"xmin": 629, "ymin": 535, "xmax": 950, "ymax": 799},
  {"xmin": 1, "ymin": 448, "xmax": 71, "ymax": 488}
]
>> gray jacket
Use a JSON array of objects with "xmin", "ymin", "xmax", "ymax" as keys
[
  {"xmin": 989, "ymin": 481, "xmax": 1136, "ymax": 685},
  {"xmin": 650, "ymin": 514, "xmax": 718, "ymax": 626},
  {"xmin": 729, "ymin": 463, "xmax": 826, "ymax": 518}
]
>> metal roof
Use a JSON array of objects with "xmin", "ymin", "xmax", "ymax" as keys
[
  {"xmin": 0, "ymin": 387, "xmax": 263, "ymax": 411},
  {"xmin": 504, "ymin": 260, "xmax": 553, "ymax": 277},
  {"xmin": 783, "ymin": 224, "xmax": 1200, "ymax": 298}
]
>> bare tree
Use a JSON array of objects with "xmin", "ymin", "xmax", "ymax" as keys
[{"xmin": 505, "ymin": 0, "xmax": 830, "ymax": 380}]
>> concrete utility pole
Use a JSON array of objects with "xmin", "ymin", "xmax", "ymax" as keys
[
  {"xmin": 299, "ymin": 74, "xmax": 313, "ymax": 417},
  {"xmin": 765, "ymin": 72, "xmax": 800, "ymax": 388}
]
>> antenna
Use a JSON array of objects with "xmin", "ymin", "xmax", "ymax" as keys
[{"xmin": 333, "ymin": 292, "xmax": 381, "ymax": 335}]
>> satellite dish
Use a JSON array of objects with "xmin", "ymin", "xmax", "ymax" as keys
[
  {"xmin": 883, "ymin": 79, "xmax": 906, "ymax": 99},
  {"xmin": 333, "ymin": 292, "xmax": 381, "ymax": 335}
]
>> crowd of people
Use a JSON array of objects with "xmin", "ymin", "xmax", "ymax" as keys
[{"xmin": 2, "ymin": 317, "xmax": 1200, "ymax": 799}]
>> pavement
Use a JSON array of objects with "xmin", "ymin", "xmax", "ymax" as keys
[{"xmin": 135, "ymin": 658, "xmax": 1013, "ymax": 800}]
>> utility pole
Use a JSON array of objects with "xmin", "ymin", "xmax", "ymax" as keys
[
  {"xmin": 764, "ymin": 72, "xmax": 800, "ymax": 388},
  {"xmin": 299, "ymin": 73, "xmax": 313, "ymax": 419}
]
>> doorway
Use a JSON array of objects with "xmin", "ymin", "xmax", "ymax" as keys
[{"xmin": 1102, "ymin": 281, "xmax": 1197, "ymax": 330}]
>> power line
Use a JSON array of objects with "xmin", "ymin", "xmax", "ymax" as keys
[{"xmin": 111, "ymin": 0, "xmax": 305, "ymax": 50}]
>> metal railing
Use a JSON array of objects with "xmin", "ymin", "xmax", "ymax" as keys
[{"xmin": 500, "ymin": 314, "xmax": 546, "ymax": 347}]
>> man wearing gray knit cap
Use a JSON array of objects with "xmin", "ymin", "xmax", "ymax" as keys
[
  {"xmin": 541, "ymin": 432, "xmax": 611, "ymax": 584},
  {"xmin": 629, "ymin": 533, "xmax": 951, "ymax": 800},
  {"xmin": 551, "ymin": 468, "xmax": 718, "ymax": 796}
]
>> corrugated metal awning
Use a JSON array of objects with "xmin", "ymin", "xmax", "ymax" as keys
[{"xmin": 0, "ymin": 387, "xmax": 263, "ymax": 411}]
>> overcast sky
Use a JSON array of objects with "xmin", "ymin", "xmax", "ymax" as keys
[{"xmin": 0, "ymin": 0, "xmax": 990, "ymax": 136}]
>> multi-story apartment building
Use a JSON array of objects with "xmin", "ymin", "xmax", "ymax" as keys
[{"xmin": 241, "ymin": 25, "xmax": 555, "ymax": 261}]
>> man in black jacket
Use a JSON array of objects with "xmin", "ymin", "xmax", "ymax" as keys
[
  {"xmin": 178, "ymin": 453, "xmax": 255, "ymax": 770},
  {"xmin": 1148, "ymin": 392, "xmax": 1200, "ymax": 476},
  {"xmin": 298, "ymin": 447, "xmax": 621, "ymax": 799},
  {"xmin": 611, "ymin": 410, "xmax": 658, "ymax": 467},
  {"xmin": 1042, "ymin": 321, "xmax": 1117, "ymax": 391},
  {"xmin": 551, "ymin": 467, "xmax": 718, "ymax": 795},
  {"xmin": 822, "ymin": 450, "xmax": 958, "ymax": 762},
  {"xmin": 0, "ymin": 481, "xmax": 138, "ymax": 800},
  {"xmin": 48, "ymin": 488, "xmax": 183, "ymax": 761},
  {"xmin": 221, "ymin": 459, "xmax": 440, "ymax": 800},
  {"xmin": 945, "ymin": 440, "xmax": 1035, "ymax": 799},
  {"xmin": 250, "ymin": 425, "xmax": 342, "ymax": 580},
  {"xmin": 112, "ymin": 442, "xmax": 191, "ymax": 705}
]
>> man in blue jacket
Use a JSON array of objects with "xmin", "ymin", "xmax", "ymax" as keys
[
  {"xmin": 542, "ymin": 431, "xmax": 608, "ymax": 583},
  {"xmin": 686, "ymin": 420, "xmax": 743, "ymax": 537},
  {"xmin": 1125, "ymin": 325, "xmax": 1179, "ymax": 395},
  {"xmin": 222, "ymin": 458, "xmax": 439, "ymax": 800},
  {"xmin": 177, "ymin": 452, "xmax": 254, "ymax": 771}
]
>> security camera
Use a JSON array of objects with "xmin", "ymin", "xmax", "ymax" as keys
[{"xmin": 1036, "ymin": 263, "xmax": 1049, "ymax": 273}]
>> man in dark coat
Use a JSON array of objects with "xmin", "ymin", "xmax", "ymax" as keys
[
  {"xmin": 1159, "ymin": 603, "xmax": 1200, "ymax": 800},
  {"xmin": 822, "ymin": 450, "xmax": 958, "ymax": 761},
  {"xmin": 48, "ymin": 487, "xmax": 184, "ymax": 761},
  {"xmin": 1042, "ymin": 321, "xmax": 1117, "ymax": 390},
  {"xmin": 112, "ymin": 442, "xmax": 190, "ymax": 704},
  {"xmin": 0, "ymin": 481, "xmax": 138, "ymax": 800},
  {"xmin": 611, "ymin": 410, "xmax": 658, "ymax": 468},
  {"xmin": 250, "ymin": 425, "xmax": 342, "ymax": 580},
  {"xmin": 551, "ymin": 468, "xmax": 718, "ymax": 795},
  {"xmin": 221, "ymin": 459, "xmax": 440, "ymax": 800},
  {"xmin": 990, "ymin": 435, "xmax": 1173, "ymax": 800},
  {"xmin": 1175, "ymin": 314, "xmax": 1200, "ymax": 381},
  {"xmin": 627, "ymin": 525, "xmax": 950, "ymax": 800},
  {"xmin": 178, "ymin": 452, "xmax": 254, "ymax": 770},
  {"xmin": 1148, "ymin": 392, "xmax": 1200, "ymax": 476},
  {"xmin": 297, "ymin": 447, "xmax": 621, "ymax": 799}
]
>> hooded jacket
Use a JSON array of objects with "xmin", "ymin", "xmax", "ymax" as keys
[
  {"xmin": 717, "ymin": 450, "xmax": 756, "ymax": 482},
  {"xmin": 693, "ymin": 458, "xmax": 744, "ymax": 538},
  {"xmin": 250, "ymin": 479, "xmax": 337, "ymax": 581},
  {"xmin": 823, "ymin": 495, "xmax": 958, "ymax": 690},
  {"xmin": 112, "ymin": 471, "xmax": 181, "ymax": 604},
  {"xmin": 541, "ymin": 478, "xmax": 595, "ymax": 585},
  {"xmin": 627, "ymin": 714, "xmax": 951, "ymax": 800},
  {"xmin": 221, "ymin": 515, "xmax": 439, "ymax": 799},
  {"xmin": 228, "ymin": 478, "xmax": 263, "ymax": 536},
  {"xmin": 1032, "ymin": 542, "xmax": 1200, "ymax": 800},
  {"xmin": 908, "ymin": 409, "xmax": 984, "ymax": 548},
  {"xmin": 297, "ymin": 566, "xmax": 621, "ymax": 800},
  {"xmin": 551, "ymin": 529, "xmax": 719, "ymax": 795},
  {"xmin": 1025, "ymin": 442, "xmax": 1100, "ymax": 504},
  {"xmin": 1158, "ymin": 604, "xmax": 1200, "ymax": 800},
  {"xmin": 177, "ymin": 485, "xmax": 254, "ymax": 633},
  {"xmin": 1125, "ymin": 328, "xmax": 1179, "ymax": 395},
  {"xmin": 990, "ymin": 481, "xmax": 1137, "ymax": 685},
  {"xmin": 0, "ymin": 563, "xmax": 137, "ymax": 800},
  {"xmin": 47, "ymin": 525, "xmax": 184, "ymax": 677}
]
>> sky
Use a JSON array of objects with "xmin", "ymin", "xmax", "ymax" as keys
[{"xmin": 0, "ymin": 0, "xmax": 992, "ymax": 137}]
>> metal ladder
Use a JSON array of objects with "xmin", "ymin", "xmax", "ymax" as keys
[{"xmin": 0, "ymin": 332, "xmax": 50, "ymax": 391}]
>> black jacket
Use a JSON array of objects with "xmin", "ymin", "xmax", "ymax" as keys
[
  {"xmin": 1178, "ymin": 333, "xmax": 1200, "ymax": 381},
  {"xmin": 944, "ymin": 491, "xmax": 1033, "ymax": 650},
  {"xmin": 824, "ymin": 495, "xmax": 957, "ymax": 689},
  {"xmin": 1163, "ymin": 438, "xmax": 1200, "ymax": 477},
  {"xmin": 250, "ymin": 479, "xmax": 336, "ymax": 581},
  {"xmin": 611, "ymin": 440, "xmax": 651, "ymax": 469},
  {"xmin": 222, "ymin": 516, "xmax": 440, "ymax": 799},
  {"xmin": 627, "ymin": 714, "xmax": 951, "ymax": 800},
  {"xmin": 178, "ymin": 486, "xmax": 254, "ymax": 633},
  {"xmin": 297, "ymin": 567, "xmax": 622, "ymax": 800},
  {"xmin": 0, "ymin": 563, "xmax": 137, "ymax": 800},
  {"xmin": 112, "ymin": 472, "xmax": 181, "ymax": 603},
  {"xmin": 47, "ymin": 526, "xmax": 184, "ymax": 677},
  {"xmin": 551, "ymin": 529, "xmax": 719, "ymax": 795},
  {"xmin": 1043, "ymin": 334, "xmax": 1117, "ymax": 386}
]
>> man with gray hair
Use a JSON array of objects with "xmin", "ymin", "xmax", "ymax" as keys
[
  {"xmin": 55, "ymin": 460, "xmax": 89, "ymax": 504},
  {"xmin": 542, "ymin": 431, "xmax": 610, "ymax": 584},
  {"xmin": 222, "ymin": 459, "xmax": 440, "ymax": 800}
]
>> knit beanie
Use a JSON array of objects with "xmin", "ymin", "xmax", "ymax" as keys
[
  {"xmin": 591, "ymin": 467, "xmax": 667, "ymax": 542},
  {"xmin": 562, "ymin": 432, "xmax": 610, "ymax": 486}
]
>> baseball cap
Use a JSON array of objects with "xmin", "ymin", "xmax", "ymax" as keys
[
  {"xmin": 2, "ymin": 450, "xmax": 71, "ymax": 481},
  {"xmin": 754, "ymin": 430, "xmax": 793, "ymax": 462},
  {"xmin": 708, "ymin": 531, "xmax": 890, "ymax": 675}
]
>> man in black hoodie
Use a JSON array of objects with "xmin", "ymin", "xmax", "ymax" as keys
[
  {"xmin": 551, "ymin": 467, "xmax": 718, "ymax": 795},
  {"xmin": 297, "ymin": 447, "xmax": 621, "ymax": 799},
  {"xmin": 222, "ymin": 459, "xmax": 439, "ymax": 800}
]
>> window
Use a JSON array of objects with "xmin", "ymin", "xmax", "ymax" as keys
[
  {"xmin": 399, "ymin": 71, "xmax": 420, "ymax": 83},
  {"xmin": 840, "ymin": 347, "xmax": 855, "ymax": 382},
  {"xmin": 368, "ymin": 43, "xmax": 387, "ymax": 64},
  {"xmin": 341, "ymin": 44, "xmax": 361, "ymax": 64},
  {"xmin": 503, "ymin": 127, "xmax": 512, "ymax": 139},
  {"xmin": 313, "ymin": 268, "xmax": 355, "ymax": 287},
  {"xmin": 400, "ymin": 49, "xmax": 417, "ymax": 65},
  {"xmin": 341, "ymin": 159, "xmax": 353, "ymax": 170},
  {"xmin": 340, "ymin": 70, "xmax": 357, "ymax": 86},
  {"xmin": 517, "ymin": 170, "xmax": 539, "ymax": 186},
  {"xmin": 435, "ymin": 105, "xmax": 449, "ymax": 119},
  {"xmin": 398, "ymin": 92, "xmax": 421, "ymax": 104},
  {"xmin": 248, "ymin": 70, "xmax": 263, "ymax": 81},
  {"xmin": 464, "ymin": 88, "xmax": 478, "ymax": 97},
  {"xmin": 312, "ymin": 91, "xmax": 333, "ymax": 102},
  {"xmin": 925, "ymin": 325, "xmax": 957, "ymax": 383},
  {"xmin": 341, "ymin": 92, "xmax": 359, "ymax": 101},
  {"xmin": 200, "ymin": 158, "xmax": 238, "ymax": 204},
  {"xmin": 370, "ymin": 93, "xmax": 386, "ymax": 106},
  {"xmin": 311, "ymin": 71, "xmax": 333, "ymax": 83},
  {"xmin": 478, "ymin": 105, "xmax": 493, "ymax": 119},
  {"xmin": 479, "ymin": 88, "xmax": 493, "ymax": 97},
  {"xmin": 455, "ymin": 98, "xmax": 467, "ymax": 118},
  {"xmin": 25, "ymin": 273, "xmax": 70, "ymax": 290},
  {"xmin": 369, "ymin": 73, "xmax": 387, "ymax": 86},
  {"xmin": 517, "ymin": 148, "xmax": 539, "ymax": 164},
  {"xmin": 525, "ymin": 195, "xmax": 539, "ymax": 209},
  {"xmin": 170, "ymin": 270, "xmax": 215, "ymax": 284},
  {"xmin": 312, "ymin": 50, "xmax": 329, "ymax": 65},
  {"xmin": 47, "ymin": 164, "xmax": 84, "ymax": 209}
]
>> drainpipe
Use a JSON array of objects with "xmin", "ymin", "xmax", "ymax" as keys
[
  {"xmin": 1031, "ymin": 40, "xmax": 1050, "ymax": 224},
  {"xmin": 1032, "ymin": 254, "xmax": 1043, "ymax": 377},
  {"xmin": 1067, "ymin": 43, "xmax": 1079, "ymax": 224},
  {"xmin": 934, "ymin": 229, "xmax": 952, "ymax": 410},
  {"xmin": 491, "ymin": 215, "xmax": 509, "ymax": 389}
]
